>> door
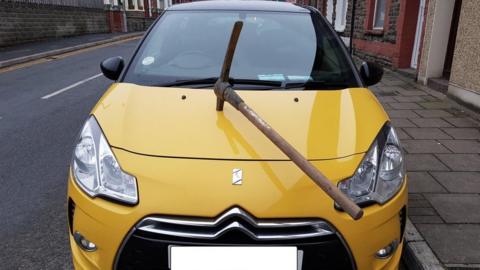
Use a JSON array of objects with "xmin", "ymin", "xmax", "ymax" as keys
[
  {"xmin": 411, "ymin": 0, "xmax": 425, "ymax": 69},
  {"xmin": 443, "ymin": 0, "xmax": 462, "ymax": 79}
]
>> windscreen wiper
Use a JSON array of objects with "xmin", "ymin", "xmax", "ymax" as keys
[
  {"xmin": 160, "ymin": 77, "xmax": 218, "ymax": 87},
  {"xmin": 162, "ymin": 78, "xmax": 283, "ymax": 88},
  {"xmin": 284, "ymin": 81, "xmax": 352, "ymax": 90}
]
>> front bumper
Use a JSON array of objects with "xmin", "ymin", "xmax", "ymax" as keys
[
  {"xmin": 68, "ymin": 179, "xmax": 406, "ymax": 270},
  {"xmin": 68, "ymin": 149, "xmax": 407, "ymax": 270}
]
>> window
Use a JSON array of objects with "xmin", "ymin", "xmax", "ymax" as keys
[
  {"xmin": 104, "ymin": 0, "xmax": 119, "ymax": 5},
  {"xmin": 157, "ymin": 0, "xmax": 164, "ymax": 10},
  {"xmin": 334, "ymin": 0, "xmax": 348, "ymax": 32},
  {"xmin": 123, "ymin": 11, "xmax": 360, "ymax": 90},
  {"xmin": 373, "ymin": 0, "xmax": 386, "ymax": 29},
  {"xmin": 126, "ymin": 0, "xmax": 144, "ymax": 10},
  {"xmin": 326, "ymin": 0, "xmax": 334, "ymax": 23}
]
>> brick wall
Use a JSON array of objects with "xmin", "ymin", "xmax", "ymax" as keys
[
  {"xmin": 0, "ymin": 1, "xmax": 108, "ymax": 47},
  {"xmin": 340, "ymin": 0, "xmax": 419, "ymax": 69},
  {"xmin": 341, "ymin": 0, "xmax": 399, "ymax": 67}
]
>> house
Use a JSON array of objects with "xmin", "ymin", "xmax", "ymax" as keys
[
  {"xmin": 416, "ymin": 0, "xmax": 480, "ymax": 111},
  {"xmin": 104, "ymin": 0, "xmax": 173, "ymax": 32},
  {"xmin": 310, "ymin": 0, "xmax": 479, "ymax": 111}
]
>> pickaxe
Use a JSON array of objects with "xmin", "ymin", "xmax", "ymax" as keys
[{"xmin": 214, "ymin": 21, "xmax": 363, "ymax": 220}]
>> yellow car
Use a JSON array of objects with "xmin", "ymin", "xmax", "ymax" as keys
[{"xmin": 68, "ymin": 1, "xmax": 407, "ymax": 270}]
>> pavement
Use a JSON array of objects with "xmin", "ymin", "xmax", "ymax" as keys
[
  {"xmin": 0, "ymin": 32, "xmax": 143, "ymax": 68},
  {"xmin": 2, "ymin": 33, "xmax": 478, "ymax": 269},
  {"xmin": 0, "ymin": 32, "xmax": 140, "ymax": 62},
  {"xmin": 371, "ymin": 72, "xmax": 480, "ymax": 269}
]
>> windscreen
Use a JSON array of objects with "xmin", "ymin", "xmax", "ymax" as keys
[{"xmin": 123, "ymin": 10, "xmax": 359, "ymax": 90}]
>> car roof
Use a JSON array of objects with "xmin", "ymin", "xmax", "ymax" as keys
[{"xmin": 168, "ymin": 1, "xmax": 311, "ymax": 13}]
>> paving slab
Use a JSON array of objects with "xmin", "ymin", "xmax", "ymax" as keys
[
  {"xmin": 389, "ymin": 102, "xmax": 424, "ymax": 110},
  {"xmin": 407, "ymin": 172, "xmax": 447, "ymax": 193},
  {"xmin": 408, "ymin": 198, "xmax": 431, "ymax": 208},
  {"xmin": 425, "ymin": 194, "xmax": 480, "ymax": 223},
  {"xmin": 376, "ymin": 96, "xmax": 397, "ymax": 103},
  {"xmin": 402, "ymin": 140, "xmax": 451, "ymax": 154},
  {"xmin": 399, "ymin": 90, "xmax": 428, "ymax": 96},
  {"xmin": 409, "ymin": 193, "xmax": 426, "ymax": 200},
  {"xmin": 408, "ymin": 207, "xmax": 438, "ymax": 216},
  {"xmin": 406, "ymin": 154, "xmax": 450, "ymax": 171},
  {"xmin": 414, "ymin": 110, "xmax": 454, "ymax": 118},
  {"xmin": 377, "ymin": 85, "xmax": 405, "ymax": 93},
  {"xmin": 409, "ymin": 118, "xmax": 453, "ymax": 128},
  {"xmin": 443, "ymin": 117, "xmax": 480, "ymax": 128},
  {"xmin": 416, "ymin": 224, "xmax": 480, "ymax": 264},
  {"xmin": 396, "ymin": 128, "xmax": 412, "ymax": 139},
  {"xmin": 409, "ymin": 216, "xmax": 444, "ymax": 224},
  {"xmin": 430, "ymin": 172, "xmax": 480, "ymax": 193},
  {"xmin": 403, "ymin": 128, "xmax": 453, "ymax": 139},
  {"xmin": 435, "ymin": 154, "xmax": 480, "ymax": 171},
  {"xmin": 394, "ymin": 96, "xmax": 426, "ymax": 102},
  {"xmin": 391, "ymin": 118, "xmax": 417, "ymax": 128},
  {"xmin": 418, "ymin": 101, "xmax": 451, "ymax": 110},
  {"xmin": 438, "ymin": 140, "xmax": 480, "ymax": 153},
  {"xmin": 441, "ymin": 128, "xmax": 480, "ymax": 139},
  {"xmin": 387, "ymin": 110, "xmax": 421, "ymax": 118},
  {"xmin": 422, "ymin": 95, "xmax": 442, "ymax": 102}
]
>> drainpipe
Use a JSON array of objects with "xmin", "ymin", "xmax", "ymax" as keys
[{"xmin": 349, "ymin": 0, "xmax": 356, "ymax": 55}]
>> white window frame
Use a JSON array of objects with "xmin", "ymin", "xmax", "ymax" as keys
[
  {"xmin": 126, "ymin": 0, "xmax": 144, "ymax": 11},
  {"xmin": 104, "ymin": 0, "xmax": 119, "ymax": 6},
  {"xmin": 326, "ymin": 0, "xmax": 334, "ymax": 24},
  {"xmin": 372, "ymin": 0, "xmax": 386, "ymax": 30},
  {"xmin": 334, "ymin": 0, "xmax": 348, "ymax": 32}
]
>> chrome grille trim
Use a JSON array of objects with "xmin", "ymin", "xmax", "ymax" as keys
[{"xmin": 136, "ymin": 207, "xmax": 335, "ymax": 240}]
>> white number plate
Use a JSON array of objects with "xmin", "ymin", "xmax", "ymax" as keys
[{"xmin": 170, "ymin": 246, "xmax": 298, "ymax": 270}]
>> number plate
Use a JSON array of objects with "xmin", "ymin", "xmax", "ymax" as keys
[{"xmin": 170, "ymin": 246, "xmax": 298, "ymax": 270}]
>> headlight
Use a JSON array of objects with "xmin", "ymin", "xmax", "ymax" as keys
[
  {"xmin": 71, "ymin": 116, "xmax": 138, "ymax": 205},
  {"xmin": 339, "ymin": 124, "xmax": 405, "ymax": 205}
]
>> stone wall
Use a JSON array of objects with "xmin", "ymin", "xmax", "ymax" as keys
[
  {"xmin": 0, "ymin": 1, "xmax": 109, "ymax": 47},
  {"xmin": 126, "ymin": 11, "xmax": 155, "ymax": 32}
]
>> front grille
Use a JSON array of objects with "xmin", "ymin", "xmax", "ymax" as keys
[
  {"xmin": 115, "ymin": 207, "xmax": 355, "ymax": 270},
  {"xmin": 137, "ymin": 207, "xmax": 334, "ymax": 242}
]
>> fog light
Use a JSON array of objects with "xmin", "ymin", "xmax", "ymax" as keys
[
  {"xmin": 376, "ymin": 240, "xmax": 398, "ymax": 259},
  {"xmin": 73, "ymin": 231, "xmax": 97, "ymax": 252}
]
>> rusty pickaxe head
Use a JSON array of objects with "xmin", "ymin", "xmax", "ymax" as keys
[{"xmin": 214, "ymin": 21, "xmax": 244, "ymax": 111}]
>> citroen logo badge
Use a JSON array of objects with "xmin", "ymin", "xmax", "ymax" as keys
[{"xmin": 232, "ymin": 168, "xmax": 243, "ymax": 185}]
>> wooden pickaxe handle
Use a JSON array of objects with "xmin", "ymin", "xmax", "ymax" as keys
[{"xmin": 214, "ymin": 21, "xmax": 363, "ymax": 220}]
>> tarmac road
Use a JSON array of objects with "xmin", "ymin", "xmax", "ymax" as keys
[
  {"xmin": 0, "ymin": 38, "xmax": 408, "ymax": 269},
  {"xmin": 0, "ymin": 39, "xmax": 138, "ymax": 269}
]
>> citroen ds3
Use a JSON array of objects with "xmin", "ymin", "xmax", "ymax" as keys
[{"xmin": 68, "ymin": 1, "xmax": 407, "ymax": 269}]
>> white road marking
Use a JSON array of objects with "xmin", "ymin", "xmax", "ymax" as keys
[{"xmin": 41, "ymin": 73, "xmax": 103, "ymax": 99}]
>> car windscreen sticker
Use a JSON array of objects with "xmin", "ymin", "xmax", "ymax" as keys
[
  {"xmin": 287, "ymin": 75, "xmax": 312, "ymax": 81},
  {"xmin": 142, "ymin": 56, "xmax": 155, "ymax": 66},
  {"xmin": 258, "ymin": 74, "xmax": 285, "ymax": 81}
]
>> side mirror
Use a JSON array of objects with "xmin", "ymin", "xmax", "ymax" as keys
[
  {"xmin": 359, "ymin": 62, "xmax": 383, "ymax": 86},
  {"xmin": 100, "ymin": 56, "xmax": 124, "ymax": 81}
]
